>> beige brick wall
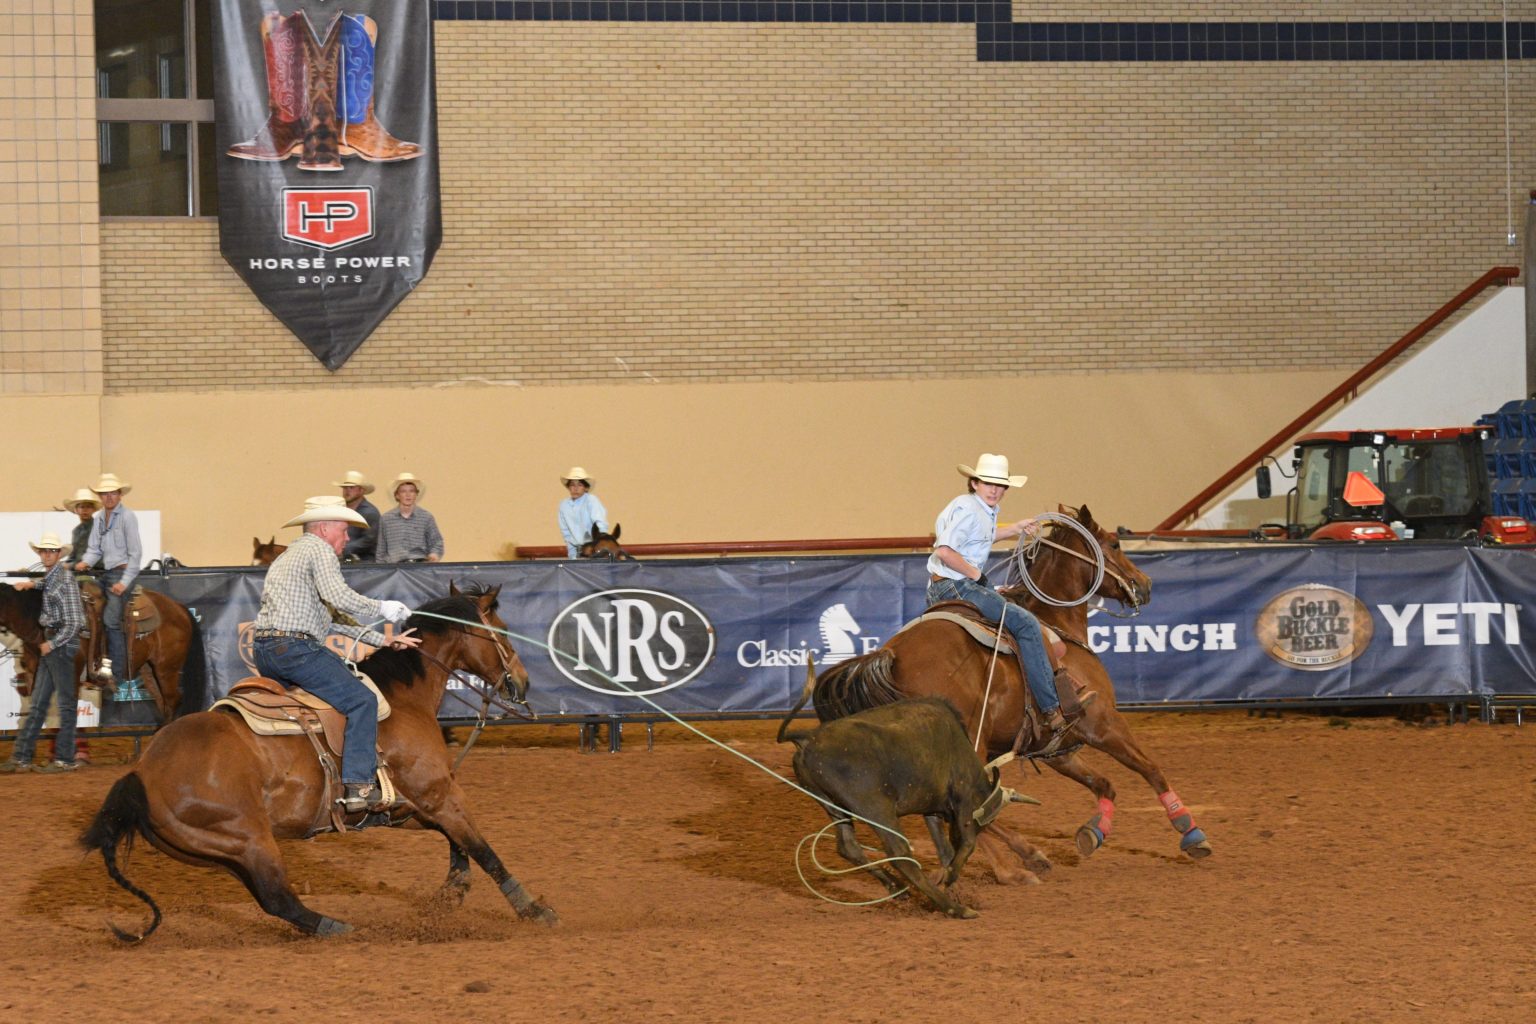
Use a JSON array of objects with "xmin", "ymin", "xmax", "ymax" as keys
[
  {"xmin": 99, "ymin": 22, "xmax": 1532, "ymax": 391},
  {"xmin": 0, "ymin": 0, "xmax": 102, "ymax": 395},
  {"xmin": 1019, "ymin": 4, "xmax": 1522, "ymax": 18}
]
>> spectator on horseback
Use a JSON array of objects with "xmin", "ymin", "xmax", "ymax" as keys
[
  {"xmin": 75, "ymin": 473, "xmax": 140, "ymax": 693},
  {"xmin": 333, "ymin": 470, "xmax": 381, "ymax": 562},
  {"xmin": 64, "ymin": 488, "xmax": 101, "ymax": 565},
  {"xmin": 2, "ymin": 532, "xmax": 86, "ymax": 773},
  {"xmin": 557, "ymin": 466, "xmax": 608, "ymax": 559},
  {"xmin": 253, "ymin": 496, "xmax": 420, "ymax": 812},
  {"xmin": 926, "ymin": 453, "xmax": 1092, "ymax": 756},
  {"xmin": 376, "ymin": 473, "xmax": 443, "ymax": 564}
]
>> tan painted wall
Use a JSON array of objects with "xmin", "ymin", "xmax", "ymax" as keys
[{"xmin": 1, "ymin": 368, "xmax": 1338, "ymax": 565}]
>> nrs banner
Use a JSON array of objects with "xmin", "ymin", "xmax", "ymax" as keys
[{"xmin": 213, "ymin": 0, "xmax": 440, "ymax": 370}]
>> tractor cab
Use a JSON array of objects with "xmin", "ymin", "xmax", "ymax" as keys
[{"xmin": 1262, "ymin": 428, "xmax": 1530, "ymax": 543}]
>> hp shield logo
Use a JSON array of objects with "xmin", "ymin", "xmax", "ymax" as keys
[
  {"xmin": 281, "ymin": 187, "xmax": 375, "ymax": 250},
  {"xmin": 548, "ymin": 589, "xmax": 715, "ymax": 696}
]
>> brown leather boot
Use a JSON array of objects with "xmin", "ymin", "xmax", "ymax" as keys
[
  {"xmin": 1035, "ymin": 706, "xmax": 1077, "ymax": 758},
  {"xmin": 338, "ymin": 780, "xmax": 389, "ymax": 813},
  {"xmin": 227, "ymin": 14, "xmax": 307, "ymax": 162},
  {"xmin": 337, "ymin": 14, "xmax": 422, "ymax": 162},
  {"xmin": 298, "ymin": 20, "xmax": 344, "ymax": 172}
]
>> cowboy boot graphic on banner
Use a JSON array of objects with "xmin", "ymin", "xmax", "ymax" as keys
[
  {"xmin": 339, "ymin": 13, "xmax": 422, "ymax": 162},
  {"xmin": 226, "ymin": 12, "xmax": 306, "ymax": 161},
  {"xmin": 227, "ymin": 9, "xmax": 421, "ymax": 170}
]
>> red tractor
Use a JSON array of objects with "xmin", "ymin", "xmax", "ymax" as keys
[{"xmin": 1256, "ymin": 427, "xmax": 1531, "ymax": 543}]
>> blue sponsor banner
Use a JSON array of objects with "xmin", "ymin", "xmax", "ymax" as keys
[{"xmin": 145, "ymin": 544, "xmax": 1535, "ymax": 719}]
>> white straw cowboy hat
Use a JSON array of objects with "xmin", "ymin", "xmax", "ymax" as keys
[
  {"xmin": 332, "ymin": 470, "xmax": 375, "ymax": 495},
  {"xmin": 90, "ymin": 472, "xmax": 131, "ymax": 496},
  {"xmin": 283, "ymin": 495, "xmax": 368, "ymax": 528},
  {"xmin": 957, "ymin": 453, "xmax": 1027, "ymax": 488},
  {"xmin": 65, "ymin": 488, "xmax": 101, "ymax": 512},
  {"xmin": 391, "ymin": 472, "xmax": 425, "ymax": 499},
  {"xmin": 561, "ymin": 466, "xmax": 594, "ymax": 488},
  {"xmin": 28, "ymin": 532, "xmax": 66, "ymax": 553}
]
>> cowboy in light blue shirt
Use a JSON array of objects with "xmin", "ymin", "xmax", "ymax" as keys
[
  {"xmin": 76, "ymin": 473, "xmax": 141, "ymax": 690},
  {"xmin": 926, "ymin": 453, "xmax": 1092, "ymax": 756},
  {"xmin": 557, "ymin": 466, "xmax": 609, "ymax": 558}
]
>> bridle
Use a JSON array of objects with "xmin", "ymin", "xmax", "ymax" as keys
[
  {"xmin": 1017, "ymin": 521, "xmax": 1145, "ymax": 615},
  {"xmin": 412, "ymin": 607, "xmax": 535, "ymax": 720}
]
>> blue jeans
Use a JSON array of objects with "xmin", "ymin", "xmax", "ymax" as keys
[
  {"xmin": 927, "ymin": 576, "xmax": 1060, "ymax": 714},
  {"xmin": 100, "ymin": 567, "xmax": 130, "ymax": 686},
  {"xmin": 253, "ymin": 636, "xmax": 380, "ymax": 784},
  {"xmin": 12, "ymin": 641, "xmax": 81, "ymax": 764}
]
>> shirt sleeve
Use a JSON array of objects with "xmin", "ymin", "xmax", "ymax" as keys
[
  {"xmin": 375, "ymin": 514, "xmax": 392, "ymax": 563},
  {"xmin": 119, "ymin": 510, "xmax": 143, "ymax": 588},
  {"xmin": 557, "ymin": 503, "xmax": 577, "ymax": 547},
  {"xmin": 590, "ymin": 495, "xmax": 609, "ymax": 532},
  {"xmin": 425, "ymin": 512, "xmax": 444, "ymax": 558},
  {"xmin": 46, "ymin": 571, "xmax": 85, "ymax": 647},
  {"xmin": 81, "ymin": 514, "xmax": 103, "ymax": 566},
  {"xmin": 311, "ymin": 543, "xmax": 383, "ymax": 626}
]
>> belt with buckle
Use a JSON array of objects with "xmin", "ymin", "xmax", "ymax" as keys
[{"xmin": 253, "ymin": 629, "xmax": 314, "ymax": 641}]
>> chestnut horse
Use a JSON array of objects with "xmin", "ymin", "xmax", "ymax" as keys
[
  {"xmin": 252, "ymin": 537, "xmax": 287, "ymax": 566},
  {"xmin": 81, "ymin": 583, "xmax": 557, "ymax": 939},
  {"xmin": 0, "ymin": 580, "xmax": 204, "ymax": 723},
  {"xmin": 578, "ymin": 523, "xmax": 634, "ymax": 561},
  {"xmin": 814, "ymin": 505, "xmax": 1212, "ymax": 884}
]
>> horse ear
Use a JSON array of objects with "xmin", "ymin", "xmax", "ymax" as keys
[
  {"xmin": 590, "ymin": 524, "xmax": 601, "ymax": 541},
  {"xmin": 488, "ymin": 583, "xmax": 502, "ymax": 601},
  {"xmin": 1078, "ymin": 504, "xmax": 1094, "ymax": 524},
  {"xmin": 611, "ymin": 523, "xmax": 621, "ymax": 540},
  {"xmin": 253, "ymin": 537, "xmax": 261, "ymax": 549},
  {"xmin": 448, "ymin": 580, "xmax": 461, "ymax": 596}
]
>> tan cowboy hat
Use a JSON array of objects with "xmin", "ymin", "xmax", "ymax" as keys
[
  {"xmin": 561, "ymin": 466, "xmax": 594, "ymax": 488},
  {"xmin": 90, "ymin": 472, "xmax": 131, "ymax": 496},
  {"xmin": 29, "ymin": 532, "xmax": 66, "ymax": 553},
  {"xmin": 283, "ymin": 495, "xmax": 368, "ymax": 528},
  {"xmin": 332, "ymin": 470, "xmax": 375, "ymax": 495},
  {"xmin": 957, "ymin": 453, "xmax": 1027, "ymax": 489},
  {"xmin": 391, "ymin": 472, "xmax": 425, "ymax": 499},
  {"xmin": 65, "ymin": 488, "xmax": 101, "ymax": 512}
]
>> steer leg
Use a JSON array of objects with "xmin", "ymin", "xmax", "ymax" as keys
[
  {"xmin": 830, "ymin": 819, "xmax": 907, "ymax": 896},
  {"xmin": 940, "ymin": 815, "xmax": 981, "ymax": 887},
  {"xmin": 866, "ymin": 817, "xmax": 978, "ymax": 920}
]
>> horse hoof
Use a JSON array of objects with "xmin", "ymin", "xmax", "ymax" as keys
[
  {"xmin": 1180, "ymin": 828, "xmax": 1213, "ymax": 859},
  {"xmin": 1024, "ymin": 851, "xmax": 1054, "ymax": 875},
  {"xmin": 523, "ymin": 901, "xmax": 559, "ymax": 926},
  {"xmin": 955, "ymin": 906, "xmax": 979, "ymax": 920},
  {"xmin": 314, "ymin": 917, "xmax": 352, "ymax": 936},
  {"xmin": 1075, "ymin": 819, "xmax": 1106, "ymax": 858},
  {"xmin": 993, "ymin": 866, "xmax": 1042, "ymax": 886}
]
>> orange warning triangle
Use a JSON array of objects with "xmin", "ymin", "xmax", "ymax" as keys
[{"xmin": 1342, "ymin": 471, "xmax": 1386, "ymax": 507}]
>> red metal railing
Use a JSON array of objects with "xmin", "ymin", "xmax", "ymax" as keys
[
  {"xmin": 1155, "ymin": 265, "xmax": 1521, "ymax": 531},
  {"xmin": 513, "ymin": 536, "xmax": 934, "ymax": 559}
]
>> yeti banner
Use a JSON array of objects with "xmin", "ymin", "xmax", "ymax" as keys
[{"xmin": 213, "ymin": 0, "xmax": 440, "ymax": 369}]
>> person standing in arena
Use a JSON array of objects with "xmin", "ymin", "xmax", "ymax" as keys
[
  {"xmin": 75, "ymin": 473, "xmax": 139, "ymax": 693},
  {"xmin": 253, "ymin": 496, "xmax": 419, "ymax": 812},
  {"xmin": 334, "ymin": 470, "xmax": 381, "ymax": 562},
  {"xmin": 557, "ymin": 466, "xmax": 608, "ymax": 559},
  {"xmin": 2, "ymin": 533, "xmax": 86, "ymax": 773},
  {"xmin": 925, "ymin": 452, "xmax": 1090, "ymax": 756},
  {"xmin": 375, "ymin": 473, "xmax": 444, "ymax": 564}
]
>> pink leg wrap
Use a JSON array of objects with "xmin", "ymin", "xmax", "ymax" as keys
[
  {"xmin": 1159, "ymin": 790, "xmax": 1194, "ymax": 834},
  {"xmin": 1096, "ymin": 797, "xmax": 1115, "ymax": 836}
]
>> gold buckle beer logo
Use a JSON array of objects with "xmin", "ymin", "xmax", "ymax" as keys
[{"xmin": 1254, "ymin": 584, "xmax": 1374, "ymax": 670}]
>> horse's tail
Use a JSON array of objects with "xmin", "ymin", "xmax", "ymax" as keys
[
  {"xmin": 175, "ymin": 613, "xmax": 207, "ymax": 718},
  {"xmin": 776, "ymin": 658, "xmax": 819, "ymax": 746},
  {"xmin": 811, "ymin": 648, "xmax": 901, "ymax": 723},
  {"xmin": 79, "ymin": 772, "xmax": 163, "ymax": 942}
]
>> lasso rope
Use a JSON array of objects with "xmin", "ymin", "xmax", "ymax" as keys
[
  {"xmin": 1005, "ymin": 512, "xmax": 1105, "ymax": 608},
  {"xmin": 365, "ymin": 608, "xmax": 926, "ymax": 905}
]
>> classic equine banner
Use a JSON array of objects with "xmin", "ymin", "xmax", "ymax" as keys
[
  {"xmin": 95, "ymin": 544, "xmax": 1532, "ymax": 727},
  {"xmin": 213, "ymin": 0, "xmax": 440, "ymax": 369}
]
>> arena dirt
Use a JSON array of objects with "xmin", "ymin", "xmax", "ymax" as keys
[{"xmin": 2, "ymin": 712, "xmax": 1533, "ymax": 1023}]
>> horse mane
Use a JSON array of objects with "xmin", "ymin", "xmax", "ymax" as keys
[{"xmin": 359, "ymin": 587, "xmax": 497, "ymax": 695}]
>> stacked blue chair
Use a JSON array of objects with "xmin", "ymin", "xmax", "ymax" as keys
[{"xmin": 1482, "ymin": 399, "xmax": 1536, "ymax": 519}]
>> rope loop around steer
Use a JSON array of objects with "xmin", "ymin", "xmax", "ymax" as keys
[{"xmin": 1006, "ymin": 511, "xmax": 1105, "ymax": 609}]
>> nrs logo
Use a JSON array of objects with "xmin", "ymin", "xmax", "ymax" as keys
[
  {"xmin": 282, "ymin": 187, "xmax": 374, "ymax": 250},
  {"xmin": 548, "ymin": 589, "xmax": 715, "ymax": 696}
]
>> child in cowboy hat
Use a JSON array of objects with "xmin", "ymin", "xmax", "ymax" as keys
[
  {"xmin": 557, "ymin": 466, "xmax": 609, "ymax": 559},
  {"xmin": 926, "ymin": 453, "xmax": 1093, "ymax": 755},
  {"xmin": 2, "ymin": 533, "xmax": 87, "ymax": 773},
  {"xmin": 376, "ymin": 473, "xmax": 443, "ymax": 563}
]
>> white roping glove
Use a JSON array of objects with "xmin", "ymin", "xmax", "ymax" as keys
[{"xmin": 378, "ymin": 599, "xmax": 412, "ymax": 625}]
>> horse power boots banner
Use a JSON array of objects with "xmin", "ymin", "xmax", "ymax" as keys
[{"xmin": 214, "ymin": 1, "xmax": 441, "ymax": 370}]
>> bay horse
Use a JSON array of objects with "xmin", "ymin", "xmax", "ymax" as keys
[
  {"xmin": 0, "ymin": 580, "xmax": 205, "ymax": 723},
  {"xmin": 578, "ymin": 523, "xmax": 634, "ymax": 561},
  {"xmin": 81, "ymin": 582, "xmax": 557, "ymax": 939},
  {"xmin": 252, "ymin": 537, "xmax": 287, "ymax": 566},
  {"xmin": 813, "ymin": 505, "xmax": 1212, "ymax": 884}
]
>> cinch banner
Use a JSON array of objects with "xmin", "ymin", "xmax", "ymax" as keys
[
  {"xmin": 213, "ymin": 0, "xmax": 440, "ymax": 369},
  {"xmin": 100, "ymin": 544, "xmax": 1533, "ymax": 726}
]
